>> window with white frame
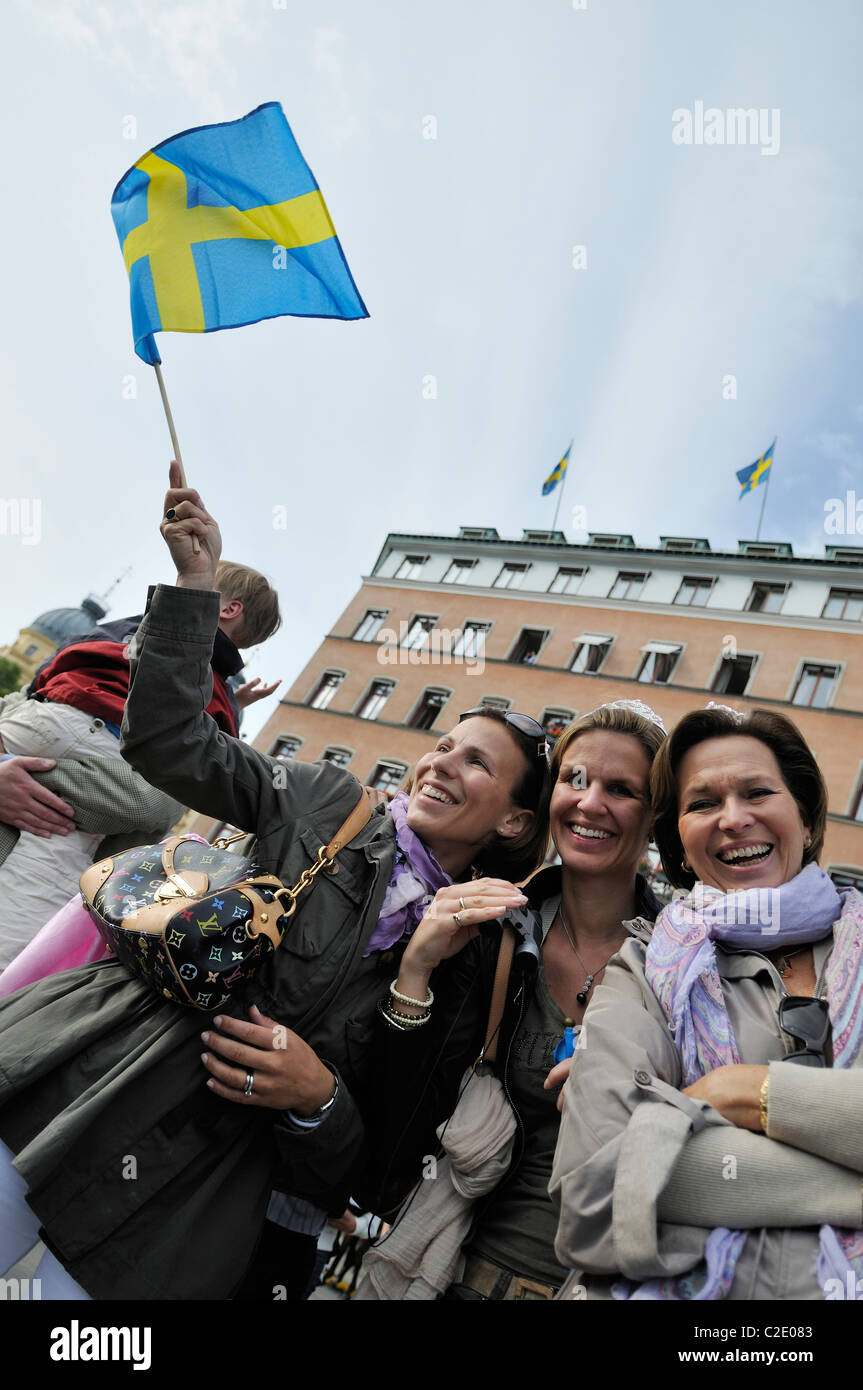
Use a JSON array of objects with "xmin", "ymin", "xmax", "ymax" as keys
[
  {"xmin": 637, "ymin": 642, "xmax": 682, "ymax": 685},
  {"xmin": 307, "ymin": 671, "xmax": 344, "ymax": 709},
  {"xmin": 711, "ymin": 652, "xmax": 757, "ymax": 696},
  {"xmin": 402, "ymin": 615, "xmax": 438, "ymax": 651},
  {"xmin": 451, "ymin": 620, "xmax": 491, "ymax": 660},
  {"xmin": 269, "ymin": 734, "xmax": 302, "ymax": 761},
  {"xmin": 407, "ymin": 688, "xmax": 450, "ymax": 731},
  {"xmin": 356, "ymin": 679, "xmax": 396, "ymax": 720},
  {"xmin": 609, "ymin": 571, "xmax": 647, "ymax": 600},
  {"xmin": 746, "ymin": 582, "xmax": 787, "ymax": 614},
  {"xmin": 368, "ymin": 759, "xmax": 408, "ymax": 793},
  {"xmin": 792, "ymin": 663, "xmax": 840, "ymax": 709},
  {"xmin": 822, "ymin": 588, "xmax": 863, "ymax": 621},
  {"xmin": 509, "ymin": 628, "xmax": 547, "ymax": 664},
  {"xmin": 442, "ymin": 558, "xmax": 477, "ymax": 584},
  {"xmin": 548, "ymin": 567, "xmax": 585, "ymax": 594},
  {"xmin": 673, "ymin": 576, "xmax": 714, "ymax": 607},
  {"xmin": 478, "ymin": 695, "xmax": 512, "ymax": 712},
  {"xmin": 394, "ymin": 554, "xmax": 429, "ymax": 581},
  {"xmin": 541, "ymin": 708, "xmax": 574, "ymax": 743},
  {"xmin": 493, "ymin": 562, "xmax": 530, "ymax": 590},
  {"xmin": 569, "ymin": 634, "xmax": 612, "ymax": 674},
  {"xmin": 320, "ymin": 746, "xmax": 353, "ymax": 767},
  {"xmin": 829, "ymin": 867, "xmax": 863, "ymax": 894},
  {"xmin": 352, "ymin": 609, "xmax": 389, "ymax": 641}
]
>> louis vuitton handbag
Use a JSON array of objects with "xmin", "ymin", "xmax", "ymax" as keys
[{"xmin": 79, "ymin": 792, "xmax": 371, "ymax": 1010}]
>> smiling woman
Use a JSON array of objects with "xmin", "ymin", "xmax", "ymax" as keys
[
  {"xmin": 356, "ymin": 700, "xmax": 666, "ymax": 1301},
  {"xmin": 551, "ymin": 705, "xmax": 863, "ymax": 1303},
  {"xmin": 0, "ymin": 479, "xmax": 553, "ymax": 1303}
]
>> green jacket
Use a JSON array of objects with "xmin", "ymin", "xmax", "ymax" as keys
[{"xmin": 0, "ymin": 584, "xmax": 398, "ymax": 1300}]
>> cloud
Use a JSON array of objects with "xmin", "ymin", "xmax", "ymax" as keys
[{"xmin": 17, "ymin": 0, "xmax": 263, "ymax": 106}]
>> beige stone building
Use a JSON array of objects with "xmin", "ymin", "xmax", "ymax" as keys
[{"xmin": 195, "ymin": 526, "xmax": 863, "ymax": 890}]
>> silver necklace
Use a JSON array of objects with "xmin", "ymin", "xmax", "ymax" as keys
[{"xmin": 558, "ymin": 903, "xmax": 622, "ymax": 1005}]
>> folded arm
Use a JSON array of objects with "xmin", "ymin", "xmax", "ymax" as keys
[{"xmin": 550, "ymin": 940, "xmax": 863, "ymax": 1282}]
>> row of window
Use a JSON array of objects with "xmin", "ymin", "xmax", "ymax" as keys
[
  {"xmin": 270, "ymin": 729, "xmax": 863, "ymax": 823},
  {"xmin": 272, "ymin": 737, "xmax": 409, "ymax": 792},
  {"xmin": 392, "ymin": 555, "xmax": 863, "ymax": 620},
  {"xmin": 347, "ymin": 611, "xmax": 844, "ymax": 706}
]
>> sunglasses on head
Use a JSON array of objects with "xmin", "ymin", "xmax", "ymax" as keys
[
  {"xmin": 777, "ymin": 995, "xmax": 831, "ymax": 1067},
  {"xmin": 459, "ymin": 708, "xmax": 549, "ymax": 758}
]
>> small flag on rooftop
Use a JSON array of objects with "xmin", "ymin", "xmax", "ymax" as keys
[
  {"xmin": 542, "ymin": 442, "xmax": 572, "ymax": 496},
  {"xmin": 736, "ymin": 439, "xmax": 775, "ymax": 498}
]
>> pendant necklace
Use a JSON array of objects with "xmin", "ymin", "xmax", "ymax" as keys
[
  {"xmin": 558, "ymin": 903, "xmax": 622, "ymax": 1006},
  {"xmin": 772, "ymin": 946, "xmax": 805, "ymax": 978}
]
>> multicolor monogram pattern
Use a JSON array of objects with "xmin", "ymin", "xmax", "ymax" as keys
[{"xmin": 83, "ymin": 838, "xmax": 290, "ymax": 1010}]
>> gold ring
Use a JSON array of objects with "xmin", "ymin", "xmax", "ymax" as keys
[
  {"xmin": 453, "ymin": 911, "xmax": 463, "ymax": 926},
  {"xmin": 459, "ymin": 896, "xmax": 467, "ymax": 911}
]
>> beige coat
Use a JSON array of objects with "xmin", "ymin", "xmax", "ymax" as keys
[{"xmin": 550, "ymin": 922, "xmax": 863, "ymax": 1300}]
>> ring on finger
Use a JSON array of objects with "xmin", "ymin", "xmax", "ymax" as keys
[
  {"xmin": 242, "ymin": 1071, "xmax": 255, "ymax": 1097},
  {"xmin": 453, "ymin": 911, "xmax": 463, "ymax": 926},
  {"xmin": 164, "ymin": 507, "xmax": 177, "ymax": 521},
  {"xmin": 459, "ymin": 896, "xmax": 467, "ymax": 912}
]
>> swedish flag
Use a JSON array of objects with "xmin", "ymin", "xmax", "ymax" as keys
[
  {"xmin": 542, "ymin": 442, "xmax": 572, "ymax": 496},
  {"xmin": 111, "ymin": 102, "xmax": 368, "ymax": 364},
  {"xmin": 736, "ymin": 440, "xmax": 775, "ymax": 498}
]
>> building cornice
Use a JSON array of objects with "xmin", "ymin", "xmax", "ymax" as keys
[
  {"xmin": 354, "ymin": 578, "xmax": 863, "ymax": 637},
  {"xmin": 371, "ymin": 532, "xmax": 863, "ymax": 580}
]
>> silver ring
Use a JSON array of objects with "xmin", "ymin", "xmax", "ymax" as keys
[
  {"xmin": 459, "ymin": 896, "xmax": 467, "ymax": 912},
  {"xmin": 243, "ymin": 1071, "xmax": 254, "ymax": 1096},
  {"xmin": 453, "ymin": 911, "xmax": 463, "ymax": 927}
]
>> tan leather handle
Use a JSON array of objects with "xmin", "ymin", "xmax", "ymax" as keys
[{"xmin": 479, "ymin": 923, "xmax": 517, "ymax": 1066}]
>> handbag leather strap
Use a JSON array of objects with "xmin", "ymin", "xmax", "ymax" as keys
[{"xmin": 478, "ymin": 922, "xmax": 517, "ymax": 1066}]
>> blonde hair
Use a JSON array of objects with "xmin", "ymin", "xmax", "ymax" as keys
[{"xmin": 214, "ymin": 561, "xmax": 281, "ymax": 648}]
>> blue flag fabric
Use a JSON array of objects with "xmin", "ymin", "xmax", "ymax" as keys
[
  {"xmin": 111, "ymin": 102, "xmax": 368, "ymax": 364},
  {"xmin": 736, "ymin": 440, "xmax": 775, "ymax": 498},
  {"xmin": 542, "ymin": 442, "xmax": 572, "ymax": 496}
]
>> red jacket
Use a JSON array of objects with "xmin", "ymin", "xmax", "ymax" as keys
[{"xmin": 32, "ymin": 639, "xmax": 239, "ymax": 737}]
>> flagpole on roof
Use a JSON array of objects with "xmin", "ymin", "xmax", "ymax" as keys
[
  {"xmin": 754, "ymin": 436, "xmax": 777, "ymax": 542},
  {"xmin": 551, "ymin": 440, "xmax": 573, "ymax": 533},
  {"xmin": 153, "ymin": 361, "xmax": 200, "ymax": 554}
]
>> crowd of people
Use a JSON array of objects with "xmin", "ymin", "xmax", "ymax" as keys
[{"xmin": 0, "ymin": 463, "xmax": 861, "ymax": 1303}]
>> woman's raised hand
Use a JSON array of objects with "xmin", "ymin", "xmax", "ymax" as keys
[
  {"xmin": 161, "ymin": 461, "xmax": 222, "ymax": 588},
  {"xmin": 396, "ymin": 878, "xmax": 527, "ymax": 1001}
]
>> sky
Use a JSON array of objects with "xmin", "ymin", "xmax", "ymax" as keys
[{"xmin": 1, "ymin": 0, "xmax": 862, "ymax": 741}]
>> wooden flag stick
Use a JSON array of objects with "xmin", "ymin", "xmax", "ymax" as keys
[{"xmin": 152, "ymin": 361, "xmax": 200, "ymax": 553}]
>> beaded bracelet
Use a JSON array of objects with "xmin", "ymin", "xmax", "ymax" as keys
[
  {"xmin": 390, "ymin": 979, "xmax": 434, "ymax": 1010},
  {"xmin": 378, "ymin": 999, "xmax": 431, "ymax": 1032},
  {"xmin": 759, "ymin": 1072, "xmax": 770, "ymax": 1134}
]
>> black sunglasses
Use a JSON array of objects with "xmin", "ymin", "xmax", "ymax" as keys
[
  {"xmin": 459, "ymin": 707, "xmax": 549, "ymax": 758},
  {"xmin": 778, "ymin": 995, "xmax": 831, "ymax": 1067}
]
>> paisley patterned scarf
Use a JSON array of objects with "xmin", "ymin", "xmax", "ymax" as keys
[{"xmin": 618, "ymin": 865, "xmax": 863, "ymax": 1299}]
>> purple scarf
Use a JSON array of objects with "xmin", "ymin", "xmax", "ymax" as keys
[
  {"xmin": 363, "ymin": 793, "xmax": 452, "ymax": 957},
  {"xmin": 617, "ymin": 865, "xmax": 863, "ymax": 1300}
]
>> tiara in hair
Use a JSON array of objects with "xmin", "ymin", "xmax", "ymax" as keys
[
  {"xmin": 584, "ymin": 698, "xmax": 668, "ymax": 734},
  {"xmin": 705, "ymin": 701, "xmax": 745, "ymax": 724}
]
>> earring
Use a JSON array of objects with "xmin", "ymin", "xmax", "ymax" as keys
[
  {"xmin": 681, "ymin": 855, "xmax": 691, "ymax": 873},
  {"xmin": 803, "ymin": 834, "xmax": 812, "ymax": 849}
]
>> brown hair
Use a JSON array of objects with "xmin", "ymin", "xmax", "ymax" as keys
[
  {"xmin": 214, "ymin": 561, "xmax": 282, "ymax": 648},
  {"xmin": 650, "ymin": 706, "xmax": 827, "ymax": 890},
  {"xmin": 550, "ymin": 703, "xmax": 667, "ymax": 787},
  {"xmin": 405, "ymin": 707, "xmax": 553, "ymax": 882}
]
